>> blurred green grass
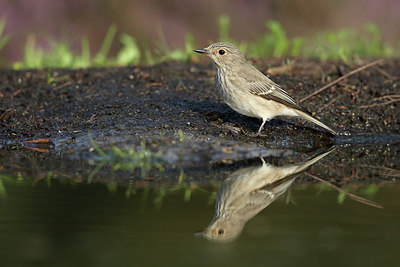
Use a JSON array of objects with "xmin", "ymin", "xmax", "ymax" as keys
[{"xmin": 1, "ymin": 15, "xmax": 399, "ymax": 69}]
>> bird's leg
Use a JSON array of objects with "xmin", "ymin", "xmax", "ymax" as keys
[
  {"xmin": 256, "ymin": 119, "xmax": 267, "ymax": 135},
  {"xmin": 247, "ymin": 119, "xmax": 268, "ymax": 137}
]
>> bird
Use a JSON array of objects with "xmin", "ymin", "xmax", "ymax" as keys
[
  {"xmin": 196, "ymin": 146, "xmax": 336, "ymax": 242},
  {"xmin": 194, "ymin": 42, "xmax": 337, "ymax": 136}
]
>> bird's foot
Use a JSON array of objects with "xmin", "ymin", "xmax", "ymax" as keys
[
  {"xmin": 250, "ymin": 120, "xmax": 269, "ymax": 137},
  {"xmin": 222, "ymin": 123, "xmax": 242, "ymax": 134},
  {"xmin": 246, "ymin": 131, "xmax": 267, "ymax": 137},
  {"xmin": 211, "ymin": 122, "xmax": 242, "ymax": 134}
]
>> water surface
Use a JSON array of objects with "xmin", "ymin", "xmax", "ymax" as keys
[{"xmin": 0, "ymin": 143, "xmax": 399, "ymax": 266}]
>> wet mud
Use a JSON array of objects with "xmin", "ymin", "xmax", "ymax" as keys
[
  {"xmin": 0, "ymin": 58, "xmax": 399, "ymax": 184},
  {"xmin": 1, "ymin": 59, "xmax": 399, "ymax": 151}
]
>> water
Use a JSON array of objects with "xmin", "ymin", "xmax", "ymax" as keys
[{"xmin": 0, "ymin": 143, "xmax": 399, "ymax": 266}]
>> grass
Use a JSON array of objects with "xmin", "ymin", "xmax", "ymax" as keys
[
  {"xmin": 0, "ymin": 169, "xmax": 385, "ymax": 211},
  {"xmin": 0, "ymin": 17, "xmax": 11, "ymax": 65},
  {"xmin": 249, "ymin": 21, "xmax": 304, "ymax": 58},
  {"xmin": 313, "ymin": 181, "xmax": 381, "ymax": 207},
  {"xmin": 178, "ymin": 129, "xmax": 185, "ymax": 142},
  {"xmin": 0, "ymin": 171, "xmax": 80, "ymax": 200},
  {"xmin": 306, "ymin": 23, "xmax": 397, "ymax": 61},
  {"xmin": 46, "ymin": 69, "xmax": 71, "ymax": 85},
  {"xmin": 88, "ymin": 133, "xmax": 164, "ymax": 182},
  {"xmin": 0, "ymin": 171, "xmax": 217, "ymax": 210},
  {"xmin": 12, "ymin": 24, "xmax": 142, "ymax": 69},
  {"xmin": 1, "ymin": 15, "xmax": 399, "ymax": 69}
]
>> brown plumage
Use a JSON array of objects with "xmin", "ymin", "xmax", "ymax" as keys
[
  {"xmin": 194, "ymin": 42, "xmax": 337, "ymax": 135},
  {"xmin": 196, "ymin": 146, "xmax": 336, "ymax": 242}
]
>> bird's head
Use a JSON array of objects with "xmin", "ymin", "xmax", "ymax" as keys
[{"xmin": 194, "ymin": 42, "xmax": 247, "ymax": 69}]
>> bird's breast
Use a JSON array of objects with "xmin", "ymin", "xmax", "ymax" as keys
[{"xmin": 216, "ymin": 72, "xmax": 274, "ymax": 119}]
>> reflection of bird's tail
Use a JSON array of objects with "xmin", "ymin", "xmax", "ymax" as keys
[
  {"xmin": 293, "ymin": 145, "xmax": 337, "ymax": 174},
  {"xmin": 295, "ymin": 110, "xmax": 337, "ymax": 135}
]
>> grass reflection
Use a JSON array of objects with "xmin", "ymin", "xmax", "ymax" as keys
[
  {"xmin": 88, "ymin": 133, "xmax": 164, "ymax": 183},
  {"xmin": 0, "ymin": 170, "xmax": 394, "ymax": 212}
]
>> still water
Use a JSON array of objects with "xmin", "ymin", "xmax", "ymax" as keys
[{"xmin": 0, "ymin": 144, "xmax": 399, "ymax": 267}]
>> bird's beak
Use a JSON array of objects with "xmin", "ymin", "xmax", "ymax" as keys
[
  {"xmin": 194, "ymin": 231, "xmax": 206, "ymax": 237},
  {"xmin": 194, "ymin": 48, "xmax": 209, "ymax": 54}
]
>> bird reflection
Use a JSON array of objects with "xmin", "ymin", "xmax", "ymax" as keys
[{"xmin": 197, "ymin": 146, "xmax": 336, "ymax": 242}]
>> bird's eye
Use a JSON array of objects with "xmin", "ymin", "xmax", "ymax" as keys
[
  {"xmin": 218, "ymin": 229, "xmax": 225, "ymax": 235},
  {"xmin": 218, "ymin": 49, "xmax": 225, "ymax": 55}
]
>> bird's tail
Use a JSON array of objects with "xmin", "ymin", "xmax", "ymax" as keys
[
  {"xmin": 294, "ymin": 145, "xmax": 337, "ymax": 173},
  {"xmin": 279, "ymin": 145, "xmax": 336, "ymax": 177},
  {"xmin": 295, "ymin": 110, "xmax": 337, "ymax": 135}
]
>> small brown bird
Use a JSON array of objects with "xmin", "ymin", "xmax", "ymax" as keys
[
  {"xmin": 194, "ymin": 42, "xmax": 337, "ymax": 135},
  {"xmin": 196, "ymin": 146, "xmax": 336, "ymax": 242}
]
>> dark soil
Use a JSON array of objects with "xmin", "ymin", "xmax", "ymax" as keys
[
  {"xmin": 1, "ymin": 58, "xmax": 399, "ymax": 153},
  {"xmin": 0, "ymin": 58, "xmax": 399, "ymax": 186}
]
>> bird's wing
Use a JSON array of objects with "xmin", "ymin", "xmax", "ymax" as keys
[
  {"xmin": 228, "ymin": 192, "xmax": 275, "ymax": 220},
  {"xmin": 259, "ymin": 176, "xmax": 297, "ymax": 197},
  {"xmin": 232, "ymin": 64, "xmax": 312, "ymax": 115}
]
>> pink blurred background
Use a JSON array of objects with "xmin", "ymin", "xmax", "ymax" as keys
[{"xmin": 0, "ymin": 0, "xmax": 399, "ymax": 64}]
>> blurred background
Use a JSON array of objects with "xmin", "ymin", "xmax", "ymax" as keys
[{"xmin": 0, "ymin": 0, "xmax": 399, "ymax": 66}]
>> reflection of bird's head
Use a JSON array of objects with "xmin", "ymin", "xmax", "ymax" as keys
[
  {"xmin": 196, "ymin": 217, "xmax": 245, "ymax": 242},
  {"xmin": 196, "ymin": 146, "xmax": 337, "ymax": 243}
]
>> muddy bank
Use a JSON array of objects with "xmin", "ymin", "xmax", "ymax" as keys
[
  {"xmin": 0, "ymin": 58, "xmax": 399, "ymax": 156},
  {"xmin": 0, "ymin": 141, "xmax": 398, "ymax": 187}
]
